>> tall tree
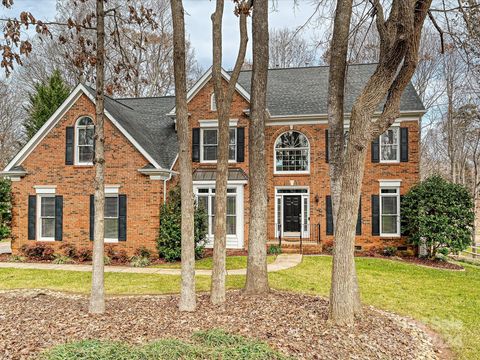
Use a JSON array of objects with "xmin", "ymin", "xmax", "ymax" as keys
[
  {"xmin": 269, "ymin": 27, "xmax": 317, "ymax": 68},
  {"xmin": 170, "ymin": 0, "xmax": 197, "ymax": 312},
  {"xmin": 0, "ymin": 81, "xmax": 22, "ymax": 168},
  {"xmin": 244, "ymin": 0, "xmax": 269, "ymax": 294},
  {"xmin": 210, "ymin": 0, "xmax": 250, "ymax": 304},
  {"xmin": 328, "ymin": 0, "xmax": 432, "ymax": 325},
  {"xmin": 89, "ymin": 0, "xmax": 107, "ymax": 314},
  {"xmin": 24, "ymin": 70, "xmax": 70, "ymax": 139}
]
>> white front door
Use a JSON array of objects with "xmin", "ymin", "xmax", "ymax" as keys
[{"xmin": 194, "ymin": 183, "xmax": 244, "ymax": 249}]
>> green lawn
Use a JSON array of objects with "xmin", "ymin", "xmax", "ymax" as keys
[
  {"xmin": 0, "ymin": 256, "xmax": 478, "ymax": 359},
  {"xmin": 150, "ymin": 256, "xmax": 275, "ymax": 270}
]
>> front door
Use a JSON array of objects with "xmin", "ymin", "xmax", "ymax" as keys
[{"xmin": 283, "ymin": 195, "xmax": 301, "ymax": 233}]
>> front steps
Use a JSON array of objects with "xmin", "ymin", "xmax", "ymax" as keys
[{"xmin": 267, "ymin": 240, "xmax": 322, "ymax": 254}]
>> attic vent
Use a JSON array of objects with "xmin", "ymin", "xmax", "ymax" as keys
[
  {"xmin": 397, "ymin": 246, "xmax": 408, "ymax": 251},
  {"xmin": 355, "ymin": 245, "xmax": 362, "ymax": 251}
]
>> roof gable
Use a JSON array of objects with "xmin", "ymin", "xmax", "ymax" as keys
[{"xmin": 3, "ymin": 84, "xmax": 170, "ymax": 172}]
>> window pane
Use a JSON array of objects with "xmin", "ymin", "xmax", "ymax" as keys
[
  {"xmin": 105, "ymin": 197, "xmax": 118, "ymax": 218},
  {"xmin": 227, "ymin": 196, "xmax": 236, "ymax": 215},
  {"xmin": 203, "ymin": 145, "xmax": 217, "ymax": 160},
  {"xmin": 79, "ymin": 146, "xmax": 94, "ymax": 163},
  {"xmin": 41, "ymin": 218, "xmax": 55, "ymax": 238},
  {"xmin": 381, "ymin": 145, "xmax": 398, "ymax": 161},
  {"xmin": 382, "ymin": 215, "xmax": 397, "ymax": 234},
  {"xmin": 229, "ymin": 129, "xmax": 236, "ymax": 144},
  {"xmin": 85, "ymin": 128, "xmax": 95, "ymax": 145},
  {"xmin": 276, "ymin": 149, "xmax": 308, "ymax": 172},
  {"xmin": 41, "ymin": 197, "xmax": 55, "ymax": 217},
  {"xmin": 227, "ymin": 216, "xmax": 236, "ymax": 235},
  {"xmin": 78, "ymin": 117, "xmax": 94, "ymax": 126},
  {"xmin": 203, "ymin": 129, "xmax": 217, "ymax": 145},
  {"xmin": 197, "ymin": 196, "xmax": 208, "ymax": 212},
  {"xmin": 197, "ymin": 188, "xmax": 209, "ymax": 193},
  {"xmin": 105, "ymin": 218, "xmax": 118, "ymax": 239},
  {"xmin": 382, "ymin": 196, "xmax": 397, "ymax": 215},
  {"xmin": 229, "ymin": 145, "xmax": 236, "ymax": 160},
  {"xmin": 381, "ymin": 189, "xmax": 397, "ymax": 194},
  {"xmin": 275, "ymin": 131, "xmax": 309, "ymax": 149}
]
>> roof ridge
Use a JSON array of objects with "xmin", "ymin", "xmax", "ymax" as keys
[
  {"xmin": 116, "ymin": 95, "xmax": 175, "ymax": 100},
  {"xmin": 235, "ymin": 63, "xmax": 380, "ymax": 73}
]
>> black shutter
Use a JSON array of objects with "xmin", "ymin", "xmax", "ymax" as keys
[
  {"xmin": 89, "ymin": 195, "xmax": 94, "ymax": 241},
  {"xmin": 192, "ymin": 128, "xmax": 200, "ymax": 162},
  {"xmin": 65, "ymin": 126, "xmax": 74, "ymax": 165},
  {"xmin": 118, "ymin": 194, "xmax": 127, "ymax": 241},
  {"xmin": 400, "ymin": 127, "xmax": 409, "ymax": 162},
  {"xmin": 325, "ymin": 129, "xmax": 329, "ymax": 163},
  {"xmin": 356, "ymin": 197, "xmax": 362, "ymax": 235},
  {"xmin": 326, "ymin": 195, "xmax": 334, "ymax": 235},
  {"xmin": 236, "ymin": 127, "xmax": 245, "ymax": 162},
  {"xmin": 372, "ymin": 194, "xmax": 380, "ymax": 236},
  {"xmin": 54, "ymin": 195, "xmax": 63, "ymax": 241},
  {"xmin": 371, "ymin": 137, "xmax": 380, "ymax": 163},
  {"xmin": 28, "ymin": 195, "xmax": 36, "ymax": 240}
]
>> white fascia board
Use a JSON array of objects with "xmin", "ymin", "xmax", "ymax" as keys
[
  {"xmin": 168, "ymin": 67, "xmax": 250, "ymax": 117},
  {"xmin": 3, "ymin": 84, "xmax": 85, "ymax": 171},
  {"xmin": 379, "ymin": 179, "xmax": 402, "ymax": 188},
  {"xmin": 199, "ymin": 119, "xmax": 239, "ymax": 127}
]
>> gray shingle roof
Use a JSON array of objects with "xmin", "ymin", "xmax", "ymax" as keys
[
  {"xmin": 236, "ymin": 64, "xmax": 425, "ymax": 116},
  {"xmin": 83, "ymin": 64, "xmax": 424, "ymax": 170}
]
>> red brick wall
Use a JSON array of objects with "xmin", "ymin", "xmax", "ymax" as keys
[{"xmin": 11, "ymin": 94, "xmax": 164, "ymax": 256}]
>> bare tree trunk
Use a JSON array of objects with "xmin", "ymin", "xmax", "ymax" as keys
[
  {"xmin": 171, "ymin": 0, "xmax": 196, "ymax": 312},
  {"xmin": 326, "ymin": 0, "xmax": 362, "ymax": 316},
  {"xmin": 210, "ymin": 0, "xmax": 249, "ymax": 304},
  {"xmin": 329, "ymin": 0, "xmax": 432, "ymax": 325},
  {"xmin": 89, "ymin": 0, "xmax": 106, "ymax": 315},
  {"xmin": 244, "ymin": 0, "xmax": 269, "ymax": 295}
]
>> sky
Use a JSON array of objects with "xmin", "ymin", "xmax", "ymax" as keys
[{"xmin": 1, "ymin": 0, "xmax": 322, "ymax": 70}]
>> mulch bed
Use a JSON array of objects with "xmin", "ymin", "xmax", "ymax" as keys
[
  {"xmin": 394, "ymin": 256, "xmax": 464, "ymax": 270},
  {"xmin": 0, "ymin": 290, "xmax": 439, "ymax": 360}
]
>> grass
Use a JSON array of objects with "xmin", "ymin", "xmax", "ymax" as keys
[
  {"xmin": 1, "ymin": 256, "xmax": 479, "ymax": 359},
  {"xmin": 150, "ymin": 256, "xmax": 275, "ymax": 270},
  {"xmin": 40, "ymin": 329, "xmax": 288, "ymax": 360}
]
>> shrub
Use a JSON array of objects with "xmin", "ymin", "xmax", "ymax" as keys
[
  {"xmin": 438, "ymin": 247, "xmax": 450, "ymax": 257},
  {"xmin": 134, "ymin": 246, "xmax": 152, "ymax": 259},
  {"xmin": 103, "ymin": 255, "xmax": 112, "ymax": 266},
  {"xmin": 105, "ymin": 245, "xmax": 129, "ymax": 263},
  {"xmin": 0, "ymin": 178, "xmax": 12, "ymax": 241},
  {"xmin": 130, "ymin": 255, "xmax": 151, "ymax": 267},
  {"xmin": 59, "ymin": 243, "xmax": 77, "ymax": 258},
  {"xmin": 401, "ymin": 176, "xmax": 474, "ymax": 259},
  {"xmin": 383, "ymin": 246, "xmax": 397, "ymax": 257},
  {"xmin": 157, "ymin": 186, "xmax": 207, "ymax": 262},
  {"xmin": 9, "ymin": 254, "xmax": 25, "ymax": 262},
  {"xmin": 267, "ymin": 244, "xmax": 282, "ymax": 255},
  {"xmin": 52, "ymin": 254, "xmax": 74, "ymax": 264},
  {"xmin": 77, "ymin": 247, "xmax": 92, "ymax": 262},
  {"xmin": 20, "ymin": 243, "xmax": 55, "ymax": 260}
]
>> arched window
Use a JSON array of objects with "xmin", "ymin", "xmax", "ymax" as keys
[
  {"xmin": 275, "ymin": 131, "xmax": 310, "ymax": 173},
  {"xmin": 75, "ymin": 117, "xmax": 95, "ymax": 165}
]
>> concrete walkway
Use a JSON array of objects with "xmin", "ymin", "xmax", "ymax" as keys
[{"xmin": 0, "ymin": 253, "xmax": 302, "ymax": 276}]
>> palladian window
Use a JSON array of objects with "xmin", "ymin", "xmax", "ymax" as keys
[{"xmin": 275, "ymin": 131, "xmax": 310, "ymax": 173}]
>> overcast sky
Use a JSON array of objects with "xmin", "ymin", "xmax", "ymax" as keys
[{"xmin": 1, "ymin": 0, "xmax": 321, "ymax": 69}]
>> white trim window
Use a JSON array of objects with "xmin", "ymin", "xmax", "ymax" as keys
[
  {"xmin": 211, "ymin": 93, "xmax": 217, "ymax": 111},
  {"xmin": 38, "ymin": 194, "xmax": 56, "ymax": 241},
  {"xmin": 380, "ymin": 186, "xmax": 400, "ymax": 236},
  {"xmin": 104, "ymin": 195, "xmax": 119, "ymax": 242},
  {"xmin": 197, "ymin": 188, "xmax": 237, "ymax": 236},
  {"xmin": 380, "ymin": 127, "xmax": 400, "ymax": 163},
  {"xmin": 75, "ymin": 117, "xmax": 95, "ymax": 165},
  {"xmin": 201, "ymin": 128, "xmax": 236, "ymax": 162},
  {"xmin": 274, "ymin": 131, "xmax": 310, "ymax": 173}
]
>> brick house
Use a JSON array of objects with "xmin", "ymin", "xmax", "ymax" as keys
[{"xmin": 1, "ymin": 64, "xmax": 424, "ymax": 256}]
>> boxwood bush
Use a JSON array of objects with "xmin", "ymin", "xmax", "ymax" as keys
[
  {"xmin": 401, "ymin": 175, "xmax": 474, "ymax": 258},
  {"xmin": 157, "ymin": 186, "xmax": 207, "ymax": 262}
]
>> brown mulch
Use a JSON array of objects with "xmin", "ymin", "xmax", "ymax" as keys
[
  {"xmin": 396, "ymin": 257, "xmax": 464, "ymax": 270},
  {"xmin": 0, "ymin": 290, "xmax": 439, "ymax": 360}
]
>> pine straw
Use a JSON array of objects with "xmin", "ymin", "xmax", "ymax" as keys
[{"xmin": 0, "ymin": 290, "xmax": 437, "ymax": 359}]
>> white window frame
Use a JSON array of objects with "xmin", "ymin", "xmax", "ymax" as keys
[
  {"xmin": 379, "ymin": 185, "xmax": 401, "ymax": 237},
  {"xmin": 210, "ymin": 93, "xmax": 217, "ymax": 111},
  {"xmin": 193, "ymin": 183, "xmax": 244, "ymax": 249},
  {"xmin": 104, "ymin": 194, "xmax": 119, "ymax": 243},
  {"xmin": 75, "ymin": 117, "xmax": 95, "ymax": 166},
  {"xmin": 37, "ymin": 194, "xmax": 56, "ymax": 241},
  {"xmin": 274, "ymin": 187, "xmax": 310, "ymax": 238},
  {"xmin": 274, "ymin": 131, "xmax": 310, "ymax": 175},
  {"xmin": 200, "ymin": 127, "xmax": 237, "ymax": 163},
  {"xmin": 379, "ymin": 125, "xmax": 400, "ymax": 164}
]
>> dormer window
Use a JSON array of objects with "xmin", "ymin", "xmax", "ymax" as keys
[
  {"xmin": 75, "ymin": 117, "xmax": 95, "ymax": 165},
  {"xmin": 211, "ymin": 93, "xmax": 217, "ymax": 111}
]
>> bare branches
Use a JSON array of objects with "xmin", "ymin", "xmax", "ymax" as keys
[{"xmin": 427, "ymin": 10, "xmax": 445, "ymax": 53}]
